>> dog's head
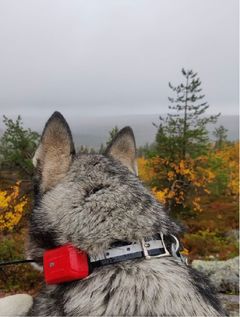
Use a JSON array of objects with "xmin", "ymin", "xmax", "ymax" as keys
[{"xmin": 28, "ymin": 112, "xmax": 178, "ymax": 265}]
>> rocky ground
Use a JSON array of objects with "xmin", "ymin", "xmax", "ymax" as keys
[
  {"xmin": 192, "ymin": 256, "xmax": 239, "ymax": 293},
  {"xmin": 193, "ymin": 256, "xmax": 239, "ymax": 316},
  {"xmin": 219, "ymin": 294, "xmax": 239, "ymax": 317}
]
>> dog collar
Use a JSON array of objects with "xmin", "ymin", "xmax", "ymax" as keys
[{"xmin": 43, "ymin": 233, "xmax": 186, "ymax": 285}]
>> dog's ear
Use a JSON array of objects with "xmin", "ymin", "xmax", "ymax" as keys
[
  {"xmin": 33, "ymin": 112, "xmax": 75, "ymax": 192},
  {"xmin": 105, "ymin": 127, "xmax": 138, "ymax": 175}
]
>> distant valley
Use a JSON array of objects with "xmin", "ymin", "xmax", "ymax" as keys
[
  {"xmin": 0, "ymin": 114, "xmax": 238, "ymax": 150},
  {"xmin": 70, "ymin": 114, "xmax": 239, "ymax": 149}
]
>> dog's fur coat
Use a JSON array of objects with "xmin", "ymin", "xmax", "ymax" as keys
[{"xmin": 27, "ymin": 112, "xmax": 227, "ymax": 316}]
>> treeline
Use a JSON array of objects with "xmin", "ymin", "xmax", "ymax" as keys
[{"xmin": 0, "ymin": 116, "xmax": 119, "ymax": 175}]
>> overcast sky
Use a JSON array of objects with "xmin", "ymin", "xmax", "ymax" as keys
[{"xmin": 0, "ymin": 0, "xmax": 238, "ymax": 121}]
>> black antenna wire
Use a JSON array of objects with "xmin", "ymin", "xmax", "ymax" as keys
[{"xmin": 0, "ymin": 259, "xmax": 36, "ymax": 266}]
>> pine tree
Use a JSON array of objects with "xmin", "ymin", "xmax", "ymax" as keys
[
  {"xmin": 0, "ymin": 115, "xmax": 39, "ymax": 175},
  {"xmin": 98, "ymin": 126, "xmax": 119, "ymax": 154},
  {"xmin": 106, "ymin": 126, "xmax": 119, "ymax": 147},
  {"xmin": 213, "ymin": 125, "xmax": 228, "ymax": 149},
  {"xmin": 154, "ymin": 69, "xmax": 220, "ymax": 160},
  {"xmin": 148, "ymin": 69, "xmax": 221, "ymax": 214}
]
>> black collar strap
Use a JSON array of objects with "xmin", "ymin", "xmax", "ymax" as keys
[{"xmin": 90, "ymin": 233, "xmax": 180, "ymax": 269}]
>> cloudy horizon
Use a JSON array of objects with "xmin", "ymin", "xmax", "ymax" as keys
[{"xmin": 0, "ymin": 0, "xmax": 238, "ymax": 120}]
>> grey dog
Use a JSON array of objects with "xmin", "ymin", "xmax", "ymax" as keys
[{"xmin": 26, "ymin": 111, "xmax": 227, "ymax": 316}]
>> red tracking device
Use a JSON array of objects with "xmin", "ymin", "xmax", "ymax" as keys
[{"xmin": 43, "ymin": 244, "xmax": 90, "ymax": 284}]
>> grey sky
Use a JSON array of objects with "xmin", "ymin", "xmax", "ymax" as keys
[{"xmin": 0, "ymin": 0, "xmax": 238, "ymax": 119}]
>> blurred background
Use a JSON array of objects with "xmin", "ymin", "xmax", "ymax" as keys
[{"xmin": 0, "ymin": 0, "xmax": 238, "ymax": 313}]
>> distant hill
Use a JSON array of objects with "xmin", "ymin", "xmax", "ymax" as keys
[
  {"xmin": 71, "ymin": 114, "xmax": 239, "ymax": 149},
  {"xmin": 0, "ymin": 114, "xmax": 238, "ymax": 150}
]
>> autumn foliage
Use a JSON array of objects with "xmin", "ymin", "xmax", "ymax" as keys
[
  {"xmin": 209, "ymin": 142, "xmax": 239, "ymax": 196},
  {"xmin": 0, "ymin": 182, "xmax": 28, "ymax": 231},
  {"xmin": 138, "ymin": 141, "xmax": 239, "ymax": 261},
  {"xmin": 139, "ymin": 156, "xmax": 216, "ymax": 212},
  {"xmin": 138, "ymin": 142, "xmax": 239, "ymax": 213}
]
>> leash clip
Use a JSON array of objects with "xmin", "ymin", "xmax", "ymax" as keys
[{"xmin": 141, "ymin": 233, "xmax": 170, "ymax": 260}]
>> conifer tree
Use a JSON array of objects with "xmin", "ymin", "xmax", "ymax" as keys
[
  {"xmin": 106, "ymin": 126, "xmax": 119, "ymax": 147},
  {"xmin": 99, "ymin": 126, "xmax": 119, "ymax": 154},
  {"xmin": 154, "ymin": 69, "xmax": 220, "ymax": 160},
  {"xmin": 213, "ymin": 125, "xmax": 228, "ymax": 149},
  {"xmin": 148, "ymin": 69, "xmax": 221, "ymax": 213},
  {"xmin": 0, "ymin": 115, "xmax": 39, "ymax": 175}
]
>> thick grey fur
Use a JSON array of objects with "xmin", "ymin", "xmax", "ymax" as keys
[{"xmin": 27, "ymin": 112, "xmax": 227, "ymax": 316}]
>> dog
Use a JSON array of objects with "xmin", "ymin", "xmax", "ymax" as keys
[{"xmin": 24, "ymin": 111, "xmax": 227, "ymax": 316}]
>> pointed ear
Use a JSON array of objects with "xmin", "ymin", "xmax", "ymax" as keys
[
  {"xmin": 33, "ymin": 112, "xmax": 75, "ymax": 192},
  {"xmin": 105, "ymin": 127, "xmax": 138, "ymax": 175}
]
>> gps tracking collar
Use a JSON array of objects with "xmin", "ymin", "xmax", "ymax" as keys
[
  {"xmin": 43, "ymin": 233, "xmax": 188, "ymax": 284},
  {"xmin": 0, "ymin": 233, "xmax": 188, "ymax": 285}
]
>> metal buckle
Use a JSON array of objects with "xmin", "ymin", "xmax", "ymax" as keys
[
  {"xmin": 170, "ymin": 234, "xmax": 189, "ymax": 265},
  {"xmin": 170, "ymin": 234, "xmax": 180, "ymax": 255},
  {"xmin": 141, "ymin": 232, "xmax": 170, "ymax": 260},
  {"xmin": 141, "ymin": 233, "xmax": 189, "ymax": 265}
]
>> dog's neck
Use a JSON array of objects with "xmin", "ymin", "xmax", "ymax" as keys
[{"xmin": 43, "ymin": 233, "xmax": 187, "ymax": 285}]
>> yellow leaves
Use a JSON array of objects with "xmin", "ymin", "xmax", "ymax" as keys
[
  {"xmin": 192, "ymin": 197, "xmax": 202, "ymax": 212},
  {"xmin": 228, "ymin": 178, "xmax": 239, "ymax": 196},
  {"xmin": 180, "ymin": 247, "xmax": 189, "ymax": 256},
  {"xmin": 174, "ymin": 160, "xmax": 190, "ymax": 176},
  {"xmin": 138, "ymin": 154, "xmax": 218, "ymax": 212},
  {"xmin": 138, "ymin": 142, "xmax": 239, "ymax": 213},
  {"xmin": 209, "ymin": 142, "xmax": 239, "ymax": 196},
  {"xmin": 152, "ymin": 187, "xmax": 176, "ymax": 204},
  {"xmin": 221, "ymin": 142, "xmax": 239, "ymax": 196},
  {"xmin": 137, "ymin": 157, "xmax": 155, "ymax": 183},
  {"xmin": 204, "ymin": 188, "xmax": 210, "ymax": 194},
  {"xmin": 152, "ymin": 188, "xmax": 167, "ymax": 204},
  {"xmin": 167, "ymin": 171, "xmax": 175, "ymax": 181},
  {"xmin": 205, "ymin": 169, "xmax": 215, "ymax": 181},
  {"xmin": 167, "ymin": 160, "xmax": 196, "ymax": 183},
  {"xmin": 0, "ymin": 182, "xmax": 28, "ymax": 231}
]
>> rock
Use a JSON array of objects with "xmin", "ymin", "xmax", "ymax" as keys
[
  {"xmin": 225, "ymin": 229, "xmax": 239, "ymax": 241},
  {"xmin": 0, "ymin": 294, "xmax": 33, "ymax": 316},
  {"xmin": 219, "ymin": 294, "xmax": 239, "ymax": 317},
  {"xmin": 192, "ymin": 257, "xmax": 239, "ymax": 293}
]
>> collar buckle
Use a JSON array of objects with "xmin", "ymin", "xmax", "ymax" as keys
[
  {"xmin": 170, "ymin": 234, "xmax": 189, "ymax": 265},
  {"xmin": 141, "ymin": 233, "xmax": 170, "ymax": 260}
]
